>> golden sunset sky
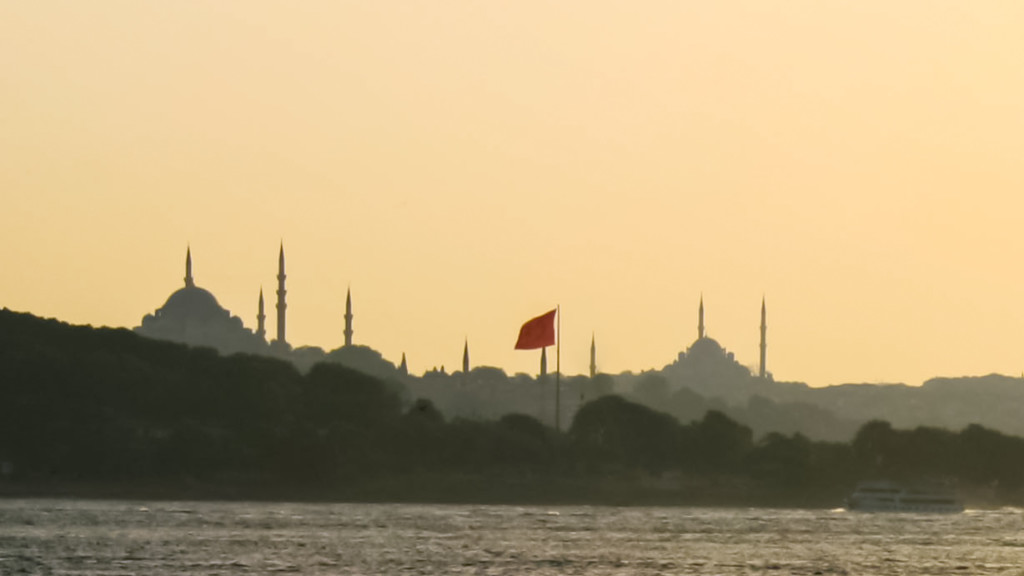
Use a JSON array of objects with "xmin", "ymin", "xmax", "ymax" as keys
[{"xmin": 3, "ymin": 2, "xmax": 1023, "ymax": 386}]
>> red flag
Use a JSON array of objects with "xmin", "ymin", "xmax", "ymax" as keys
[{"xmin": 515, "ymin": 309, "xmax": 556, "ymax": 350}]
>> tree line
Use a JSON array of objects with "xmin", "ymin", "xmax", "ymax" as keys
[{"xmin": 1, "ymin": 309, "xmax": 1022, "ymax": 506}]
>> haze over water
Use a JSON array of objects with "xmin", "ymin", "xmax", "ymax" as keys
[
  {"xmin": 3, "ymin": 3, "xmax": 1024, "ymax": 386},
  {"xmin": 2, "ymin": 499, "xmax": 1022, "ymax": 575}
]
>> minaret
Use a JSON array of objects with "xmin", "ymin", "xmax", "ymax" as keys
[
  {"xmin": 256, "ymin": 288, "xmax": 266, "ymax": 341},
  {"xmin": 184, "ymin": 246, "xmax": 195, "ymax": 288},
  {"xmin": 276, "ymin": 243, "xmax": 287, "ymax": 346},
  {"xmin": 698, "ymin": 294, "xmax": 705, "ymax": 340},
  {"xmin": 398, "ymin": 353, "xmax": 408, "ymax": 375},
  {"xmin": 344, "ymin": 287, "xmax": 353, "ymax": 347},
  {"xmin": 462, "ymin": 339, "xmax": 470, "ymax": 373},
  {"xmin": 540, "ymin": 347, "xmax": 548, "ymax": 377},
  {"xmin": 589, "ymin": 333, "xmax": 597, "ymax": 378},
  {"xmin": 759, "ymin": 297, "xmax": 767, "ymax": 379}
]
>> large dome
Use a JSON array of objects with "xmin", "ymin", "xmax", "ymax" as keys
[
  {"xmin": 688, "ymin": 336, "xmax": 726, "ymax": 357},
  {"xmin": 135, "ymin": 248, "xmax": 268, "ymax": 356},
  {"xmin": 158, "ymin": 285, "xmax": 228, "ymax": 321}
]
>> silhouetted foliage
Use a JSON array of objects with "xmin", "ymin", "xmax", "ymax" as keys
[
  {"xmin": 570, "ymin": 395, "xmax": 680, "ymax": 474},
  {"xmin": 746, "ymin": 432, "xmax": 812, "ymax": 488},
  {"xmin": 633, "ymin": 373, "xmax": 671, "ymax": 407},
  {"xmin": 690, "ymin": 410, "xmax": 753, "ymax": 472},
  {"xmin": 588, "ymin": 373, "xmax": 615, "ymax": 398},
  {"xmin": 6, "ymin": 309, "xmax": 1024, "ymax": 506}
]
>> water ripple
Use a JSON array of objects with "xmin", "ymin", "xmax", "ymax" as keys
[{"xmin": 1, "ymin": 499, "xmax": 1022, "ymax": 575}]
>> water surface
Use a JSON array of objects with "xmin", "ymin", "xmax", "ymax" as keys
[{"xmin": 1, "ymin": 499, "xmax": 1022, "ymax": 574}]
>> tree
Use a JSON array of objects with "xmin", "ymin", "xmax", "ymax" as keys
[
  {"xmin": 688, "ymin": 410, "xmax": 753, "ymax": 472},
  {"xmin": 852, "ymin": 420, "xmax": 895, "ymax": 476},
  {"xmin": 569, "ymin": 395, "xmax": 680, "ymax": 474}
]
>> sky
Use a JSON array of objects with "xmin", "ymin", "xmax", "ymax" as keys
[{"xmin": 2, "ymin": 1, "xmax": 1024, "ymax": 387}]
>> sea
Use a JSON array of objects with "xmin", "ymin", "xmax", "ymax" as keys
[{"xmin": 1, "ymin": 499, "xmax": 1023, "ymax": 575}]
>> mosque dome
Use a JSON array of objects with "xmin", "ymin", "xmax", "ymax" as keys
[
  {"xmin": 158, "ymin": 285, "xmax": 229, "ymax": 322},
  {"xmin": 688, "ymin": 336, "xmax": 726, "ymax": 357},
  {"xmin": 135, "ymin": 247, "xmax": 266, "ymax": 356}
]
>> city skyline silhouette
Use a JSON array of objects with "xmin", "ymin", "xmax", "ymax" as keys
[{"xmin": 3, "ymin": 2, "xmax": 1024, "ymax": 386}]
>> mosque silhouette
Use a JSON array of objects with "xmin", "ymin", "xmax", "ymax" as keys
[
  {"xmin": 135, "ymin": 246, "xmax": 771, "ymax": 385},
  {"xmin": 135, "ymin": 246, "xmax": 361, "ymax": 365}
]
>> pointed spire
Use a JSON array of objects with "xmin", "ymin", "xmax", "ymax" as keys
[
  {"xmin": 759, "ymin": 296, "xmax": 768, "ymax": 379},
  {"xmin": 256, "ymin": 287, "xmax": 266, "ymax": 341},
  {"xmin": 184, "ymin": 245, "xmax": 195, "ymax": 288},
  {"xmin": 398, "ymin": 352, "xmax": 408, "ymax": 375},
  {"xmin": 275, "ymin": 242, "xmax": 287, "ymax": 347},
  {"xmin": 344, "ymin": 286, "xmax": 353, "ymax": 347},
  {"xmin": 540, "ymin": 347, "xmax": 548, "ymax": 377},
  {"xmin": 462, "ymin": 338, "xmax": 470, "ymax": 374},
  {"xmin": 589, "ymin": 333, "xmax": 597, "ymax": 379},
  {"xmin": 698, "ymin": 294, "xmax": 705, "ymax": 340}
]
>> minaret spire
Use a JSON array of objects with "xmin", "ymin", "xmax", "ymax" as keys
[
  {"xmin": 398, "ymin": 352, "xmax": 408, "ymax": 375},
  {"xmin": 344, "ymin": 287, "xmax": 353, "ymax": 347},
  {"xmin": 589, "ymin": 333, "xmax": 597, "ymax": 378},
  {"xmin": 759, "ymin": 296, "xmax": 767, "ymax": 379},
  {"xmin": 256, "ymin": 287, "xmax": 266, "ymax": 341},
  {"xmin": 462, "ymin": 338, "xmax": 470, "ymax": 373},
  {"xmin": 698, "ymin": 294, "xmax": 705, "ymax": 340},
  {"xmin": 184, "ymin": 245, "xmax": 195, "ymax": 288},
  {"xmin": 275, "ymin": 242, "xmax": 287, "ymax": 347},
  {"xmin": 540, "ymin": 347, "xmax": 548, "ymax": 377}
]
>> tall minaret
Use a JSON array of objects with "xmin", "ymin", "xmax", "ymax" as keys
[
  {"xmin": 398, "ymin": 353, "xmax": 408, "ymax": 375},
  {"xmin": 184, "ymin": 246, "xmax": 195, "ymax": 288},
  {"xmin": 698, "ymin": 294, "xmax": 705, "ymax": 340},
  {"xmin": 256, "ymin": 288, "xmax": 266, "ymax": 341},
  {"xmin": 276, "ymin": 243, "xmax": 287, "ymax": 346},
  {"xmin": 589, "ymin": 333, "xmax": 597, "ymax": 378},
  {"xmin": 344, "ymin": 287, "xmax": 353, "ymax": 347},
  {"xmin": 540, "ymin": 347, "xmax": 548, "ymax": 377},
  {"xmin": 759, "ymin": 297, "xmax": 767, "ymax": 379},
  {"xmin": 462, "ymin": 339, "xmax": 470, "ymax": 373}
]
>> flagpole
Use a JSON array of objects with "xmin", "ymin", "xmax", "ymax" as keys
[{"xmin": 555, "ymin": 304, "xmax": 561, "ymax": 433}]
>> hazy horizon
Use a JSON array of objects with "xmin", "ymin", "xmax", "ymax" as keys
[{"xmin": 3, "ymin": 2, "xmax": 1023, "ymax": 386}]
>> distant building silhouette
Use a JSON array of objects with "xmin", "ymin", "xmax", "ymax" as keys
[
  {"xmin": 136, "ymin": 248, "xmax": 265, "ymax": 355},
  {"xmin": 273, "ymin": 243, "xmax": 289, "ymax": 351},
  {"xmin": 463, "ymin": 339, "xmax": 470, "ymax": 373},
  {"xmin": 344, "ymin": 287, "xmax": 354, "ymax": 347},
  {"xmin": 136, "ymin": 245, "xmax": 403, "ymax": 379},
  {"xmin": 398, "ymin": 352, "xmax": 408, "ymax": 375},
  {"xmin": 590, "ymin": 334, "xmax": 597, "ymax": 378},
  {"xmin": 540, "ymin": 347, "xmax": 547, "ymax": 377},
  {"xmin": 256, "ymin": 288, "xmax": 266, "ymax": 342},
  {"xmin": 675, "ymin": 295, "xmax": 738, "ymax": 365},
  {"xmin": 759, "ymin": 297, "xmax": 767, "ymax": 379},
  {"xmin": 659, "ymin": 295, "xmax": 773, "ymax": 403},
  {"xmin": 698, "ymin": 294, "xmax": 705, "ymax": 340},
  {"xmin": 184, "ymin": 246, "xmax": 195, "ymax": 288}
]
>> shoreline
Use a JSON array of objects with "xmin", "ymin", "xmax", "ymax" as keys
[{"xmin": 0, "ymin": 474, "xmax": 866, "ymax": 510}]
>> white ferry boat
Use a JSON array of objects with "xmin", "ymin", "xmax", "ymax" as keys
[{"xmin": 845, "ymin": 481, "xmax": 964, "ymax": 513}]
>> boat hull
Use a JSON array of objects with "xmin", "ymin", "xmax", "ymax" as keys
[{"xmin": 845, "ymin": 481, "xmax": 963, "ymax": 513}]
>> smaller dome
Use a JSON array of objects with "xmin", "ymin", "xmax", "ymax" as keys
[{"xmin": 158, "ymin": 286, "xmax": 228, "ymax": 322}]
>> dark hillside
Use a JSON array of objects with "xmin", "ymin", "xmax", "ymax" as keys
[{"xmin": 3, "ymin": 309, "xmax": 1024, "ymax": 507}]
